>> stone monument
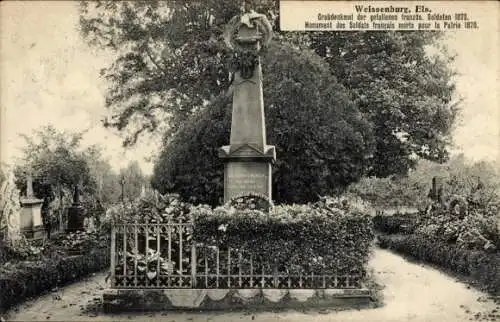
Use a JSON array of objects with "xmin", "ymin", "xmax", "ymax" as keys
[
  {"xmin": 66, "ymin": 184, "xmax": 85, "ymax": 232},
  {"xmin": 218, "ymin": 10, "xmax": 276, "ymax": 203},
  {"xmin": 19, "ymin": 174, "xmax": 45, "ymax": 239}
]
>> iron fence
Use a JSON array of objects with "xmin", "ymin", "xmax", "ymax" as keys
[{"xmin": 110, "ymin": 219, "xmax": 362, "ymax": 289}]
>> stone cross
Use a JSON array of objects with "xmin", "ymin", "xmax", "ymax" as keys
[{"xmin": 219, "ymin": 11, "xmax": 276, "ymax": 203}]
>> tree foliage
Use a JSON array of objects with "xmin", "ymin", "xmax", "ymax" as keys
[
  {"xmin": 84, "ymin": 145, "xmax": 122, "ymax": 207},
  {"xmin": 79, "ymin": 0, "xmax": 277, "ymax": 146},
  {"xmin": 14, "ymin": 126, "xmax": 96, "ymax": 202},
  {"xmin": 119, "ymin": 160, "xmax": 148, "ymax": 202},
  {"xmin": 308, "ymin": 31, "xmax": 459, "ymax": 176},
  {"xmin": 152, "ymin": 43, "xmax": 374, "ymax": 205},
  {"xmin": 80, "ymin": 1, "xmax": 460, "ymax": 199}
]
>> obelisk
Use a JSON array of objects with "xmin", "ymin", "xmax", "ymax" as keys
[{"xmin": 218, "ymin": 11, "xmax": 276, "ymax": 203}]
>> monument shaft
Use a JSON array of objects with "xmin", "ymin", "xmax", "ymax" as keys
[{"xmin": 229, "ymin": 62, "xmax": 266, "ymax": 150}]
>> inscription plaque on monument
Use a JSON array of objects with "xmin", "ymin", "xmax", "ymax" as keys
[{"xmin": 225, "ymin": 162, "xmax": 271, "ymax": 198}]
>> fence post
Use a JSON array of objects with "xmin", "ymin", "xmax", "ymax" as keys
[
  {"xmin": 191, "ymin": 243, "xmax": 197, "ymax": 288},
  {"xmin": 110, "ymin": 225, "xmax": 116, "ymax": 288},
  {"xmin": 273, "ymin": 263, "xmax": 278, "ymax": 288},
  {"xmin": 134, "ymin": 222, "xmax": 138, "ymax": 287}
]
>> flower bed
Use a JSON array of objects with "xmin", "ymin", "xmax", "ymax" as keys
[
  {"xmin": 378, "ymin": 234, "xmax": 500, "ymax": 295},
  {"xmin": 0, "ymin": 247, "xmax": 110, "ymax": 313},
  {"xmin": 192, "ymin": 195, "xmax": 375, "ymax": 276}
]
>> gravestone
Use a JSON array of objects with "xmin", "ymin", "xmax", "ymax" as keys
[
  {"xmin": 218, "ymin": 11, "xmax": 276, "ymax": 203},
  {"xmin": 428, "ymin": 176, "xmax": 444, "ymax": 205},
  {"xmin": 140, "ymin": 184, "xmax": 147, "ymax": 198},
  {"xmin": 19, "ymin": 174, "xmax": 45, "ymax": 239},
  {"xmin": 66, "ymin": 185, "xmax": 85, "ymax": 232}
]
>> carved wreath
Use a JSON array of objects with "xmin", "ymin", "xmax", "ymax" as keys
[
  {"xmin": 224, "ymin": 11, "xmax": 273, "ymax": 79},
  {"xmin": 223, "ymin": 11, "xmax": 273, "ymax": 52}
]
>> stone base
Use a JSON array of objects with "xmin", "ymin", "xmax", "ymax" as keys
[
  {"xmin": 102, "ymin": 288, "xmax": 372, "ymax": 313},
  {"xmin": 21, "ymin": 225, "xmax": 46, "ymax": 240}
]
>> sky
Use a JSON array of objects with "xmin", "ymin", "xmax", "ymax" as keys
[{"xmin": 1, "ymin": 1, "xmax": 499, "ymax": 176}]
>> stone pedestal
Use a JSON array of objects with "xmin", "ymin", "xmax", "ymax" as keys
[
  {"xmin": 102, "ymin": 288, "xmax": 372, "ymax": 313},
  {"xmin": 219, "ymin": 144, "xmax": 275, "ymax": 202},
  {"xmin": 20, "ymin": 197, "xmax": 45, "ymax": 239}
]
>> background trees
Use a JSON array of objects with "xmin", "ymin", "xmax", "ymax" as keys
[
  {"xmin": 80, "ymin": 1, "xmax": 460, "ymax": 204},
  {"xmin": 308, "ymin": 31, "xmax": 459, "ymax": 176},
  {"xmin": 14, "ymin": 126, "xmax": 96, "ymax": 201},
  {"xmin": 12, "ymin": 126, "xmax": 125, "ymax": 225},
  {"xmin": 79, "ymin": 0, "xmax": 276, "ymax": 146},
  {"xmin": 119, "ymin": 161, "xmax": 149, "ymax": 202},
  {"xmin": 348, "ymin": 155, "xmax": 500, "ymax": 210}
]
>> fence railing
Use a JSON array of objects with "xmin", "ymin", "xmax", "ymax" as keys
[{"xmin": 110, "ymin": 220, "xmax": 362, "ymax": 289}]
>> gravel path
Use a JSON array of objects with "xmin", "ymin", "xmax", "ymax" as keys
[{"xmin": 4, "ymin": 248, "xmax": 499, "ymax": 322}]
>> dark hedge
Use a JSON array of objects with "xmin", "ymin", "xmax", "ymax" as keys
[
  {"xmin": 0, "ymin": 248, "xmax": 109, "ymax": 313},
  {"xmin": 191, "ymin": 200, "xmax": 374, "ymax": 275},
  {"xmin": 378, "ymin": 234, "xmax": 500, "ymax": 295}
]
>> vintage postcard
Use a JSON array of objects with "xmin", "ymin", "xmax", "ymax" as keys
[{"xmin": 0, "ymin": 1, "xmax": 499, "ymax": 321}]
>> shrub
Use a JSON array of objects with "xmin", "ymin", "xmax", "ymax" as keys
[
  {"xmin": 151, "ymin": 42, "xmax": 375, "ymax": 206},
  {"xmin": 0, "ymin": 237, "xmax": 46, "ymax": 265},
  {"xmin": 0, "ymin": 248, "xmax": 110, "ymax": 313},
  {"xmin": 378, "ymin": 234, "xmax": 500, "ymax": 295},
  {"xmin": 51, "ymin": 230, "xmax": 109, "ymax": 255},
  {"xmin": 103, "ymin": 192, "xmax": 191, "ymax": 226},
  {"xmin": 414, "ymin": 203, "xmax": 500, "ymax": 252}
]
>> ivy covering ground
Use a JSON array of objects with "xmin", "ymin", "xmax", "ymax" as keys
[{"xmin": 192, "ymin": 196, "xmax": 374, "ymax": 275}]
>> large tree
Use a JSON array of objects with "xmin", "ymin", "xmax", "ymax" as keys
[
  {"xmin": 79, "ymin": 0, "xmax": 277, "ymax": 146},
  {"xmin": 307, "ymin": 31, "xmax": 459, "ymax": 176},
  {"xmin": 152, "ymin": 42, "xmax": 374, "ymax": 205},
  {"xmin": 80, "ymin": 1, "xmax": 459, "ymax": 193}
]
